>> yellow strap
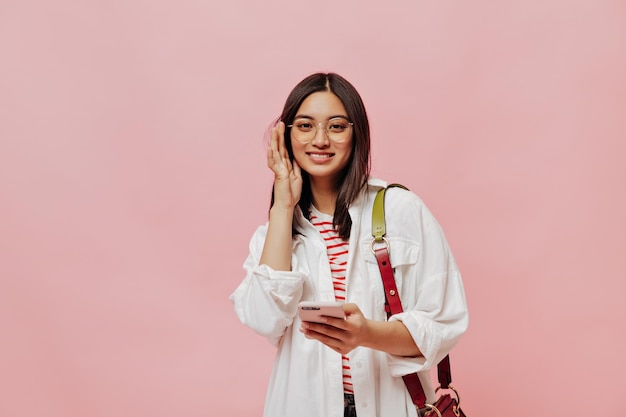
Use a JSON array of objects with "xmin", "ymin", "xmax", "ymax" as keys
[{"xmin": 371, "ymin": 183, "xmax": 408, "ymax": 242}]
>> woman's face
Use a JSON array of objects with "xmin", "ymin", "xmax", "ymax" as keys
[{"xmin": 289, "ymin": 91, "xmax": 353, "ymax": 184}]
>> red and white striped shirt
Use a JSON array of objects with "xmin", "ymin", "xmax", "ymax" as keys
[{"xmin": 310, "ymin": 207, "xmax": 353, "ymax": 395}]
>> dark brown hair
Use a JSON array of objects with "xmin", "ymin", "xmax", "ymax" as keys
[{"xmin": 271, "ymin": 72, "xmax": 371, "ymax": 240}]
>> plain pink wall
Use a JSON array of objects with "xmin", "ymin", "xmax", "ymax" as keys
[{"xmin": 1, "ymin": 1, "xmax": 625, "ymax": 416}]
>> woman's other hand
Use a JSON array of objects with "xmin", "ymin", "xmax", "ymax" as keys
[
  {"xmin": 300, "ymin": 303, "xmax": 422, "ymax": 357},
  {"xmin": 299, "ymin": 303, "xmax": 371, "ymax": 355}
]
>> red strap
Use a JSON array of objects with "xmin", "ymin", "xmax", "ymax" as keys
[
  {"xmin": 374, "ymin": 246, "xmax": 403, "ymax": 319},
  {"xmin": 374, "ymin": 246, "xmax": 427, "ymax": 408},
  {"xmin": 372, "ymin": 185, "xmax": 455, "ymax": 408},
  {"xmin": 438, "ymin": 354, "xmax": 452, "ymax": 389},
  {"xmin": 402, "ymin": 374, "xmax": 427, "ymax": 408}
]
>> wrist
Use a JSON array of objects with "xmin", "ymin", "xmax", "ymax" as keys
[
  {"xmin": 270, "ymin": 205, "xmax": 295, "ymax": 216},
  {"xmin": 361, "ymin": 318, "xmax": 377, "ymax": 349}
]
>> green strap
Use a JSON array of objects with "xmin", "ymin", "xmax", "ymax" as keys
[{"xmin": 371, "ymin": 183, "xmax": 408, "ymax": 242}]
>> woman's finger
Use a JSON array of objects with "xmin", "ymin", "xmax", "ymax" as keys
[
  {"xmin": 267, "ymin": 132, "xmax": 281, "ymax": 169},
  {"xmin": 266, "ymin": 144, "xmax": 273, "ymax": 165},
  {"xmin": 269, "ymin": 126, "xmax": 279, "ymax": 154},
  {"xmin": 302, "ymin": 323, "xmax": 342, "ymax": 342},
  {"xmin": 276, "ymin": 121, "xmax": 288, "ymax": 160},
  {"xmin": 292, "ymin": 159, "xmax": 301, "ymax": 179}
]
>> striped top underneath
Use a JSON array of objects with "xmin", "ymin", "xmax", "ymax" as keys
[{"xmin": 310, "ymin": 206, "xmax": 353, "ymax": 395}]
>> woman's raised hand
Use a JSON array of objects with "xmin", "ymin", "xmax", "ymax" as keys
[{"xmin": 267, "ymin": 121, "xmax": 302, "ymax": 209}]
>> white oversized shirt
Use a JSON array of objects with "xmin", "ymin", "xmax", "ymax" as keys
[{"xmin": 230, "ymin": 178, "xmax": 469, "ymax": 417}]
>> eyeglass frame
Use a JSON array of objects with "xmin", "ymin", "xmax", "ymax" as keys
[{"xmin": 286, "ymin": 116, "xmax": 354, "ymax": 143}]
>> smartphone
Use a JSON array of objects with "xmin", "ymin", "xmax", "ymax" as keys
[{"xmin": 298, "ymin": 301, "xmax": 345, "ymax": 323}]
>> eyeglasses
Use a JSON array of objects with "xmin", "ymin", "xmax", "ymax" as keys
[{"xmin": 287, "ymin": 117, "xmax": 353, "ymax": 143}]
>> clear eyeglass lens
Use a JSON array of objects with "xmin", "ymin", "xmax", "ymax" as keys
[{"xmin": 290, "ymin": 118, "xmax": 352, "ymax": 143}]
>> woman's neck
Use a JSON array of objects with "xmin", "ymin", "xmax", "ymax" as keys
[{"xmin": 310, "ymin": 178, "xmax": 338, "ymax": 216}]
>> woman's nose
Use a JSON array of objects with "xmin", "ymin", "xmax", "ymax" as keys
[{"xmin": 311, "ymin": 123, "xmax": 330, "ymax": 146}]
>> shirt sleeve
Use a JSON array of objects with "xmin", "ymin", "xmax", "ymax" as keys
[
  {"xmin": 229, "ymin": 224, "xmax": 306, "ymax": 346},
  {"xmin": 383, "ymin": 189, "xmax": 469, "ymax": 376}
]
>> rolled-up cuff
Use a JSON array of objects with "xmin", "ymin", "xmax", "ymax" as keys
[{"xmin": 386, "ymin": 312, "xmax": 443, "ymax": 376}]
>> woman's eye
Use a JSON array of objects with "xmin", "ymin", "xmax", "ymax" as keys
[
  {"xmin": 297, "ymin": 122, "xmax": 313, "ymax": 130},
  {"xmin": 329, "ymin": 123, "xmax": 347, "ymax": 132}
]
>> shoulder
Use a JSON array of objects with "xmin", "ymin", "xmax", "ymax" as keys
[
  {"xmin": 364, "ymin": 178, "xmax": 450, "ymax": 245},
  {"xmin": 368, "ymin": 179, "xmax": 443, "ymax": 237},
  {"xmin": 358, "ymin": 179, "xmax": 429, "ymax": 231},
  {"xmin": 366, "ymin": 178, "xmax": 426, "ymax": 212}
]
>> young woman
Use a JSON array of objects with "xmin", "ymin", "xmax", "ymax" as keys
[{"xmin": 230, "ymin": 73, "xmax": 468, "ymax": 417}]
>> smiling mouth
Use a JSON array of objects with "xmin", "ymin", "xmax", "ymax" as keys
[{"xmin": 307, "ymin": 152, "xmax": 334, "ymax": 160}]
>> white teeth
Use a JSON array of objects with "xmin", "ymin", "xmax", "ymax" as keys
[{"xmin": 309, "ymin": 153, "xmax": 332, "ymax": 159}]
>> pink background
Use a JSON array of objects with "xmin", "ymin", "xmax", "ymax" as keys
[{"xmin": 1, "ymin": 1, "xmax": 625, "ymax": 416}]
